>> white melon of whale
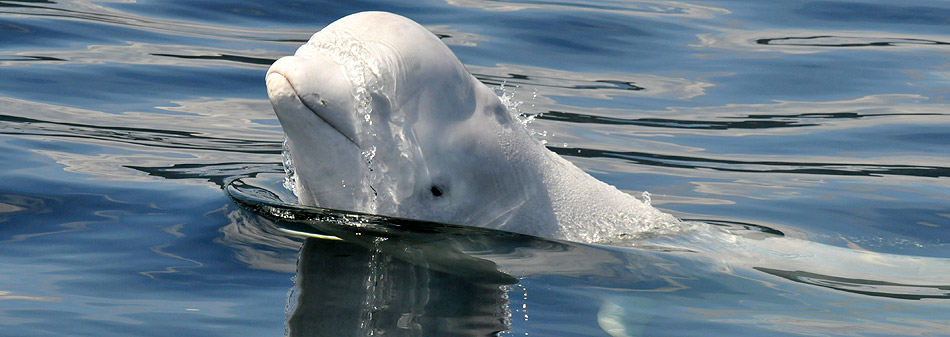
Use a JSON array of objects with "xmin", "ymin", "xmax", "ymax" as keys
[
  {"xmin": 265, "ymin": 11, "xmax": 680, "ymax": 243},
  {"xmin": 264, "ymin": 12, "xmax": 950, "ymax": 291}
]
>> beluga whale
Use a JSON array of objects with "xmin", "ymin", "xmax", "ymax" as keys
[
  {"xmin": 263, "ymin": 11, "xmax": 950, "ymax": 289},
  {"xmin": 255, "ymin": 13, "xmax": 950, "ymax": 335},
  {"xmin": 266, "ymin": 11, "xmax": 680, "ymax": 243}
]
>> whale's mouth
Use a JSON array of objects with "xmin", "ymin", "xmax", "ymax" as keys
[{"xmin": 266, "ymin": 71, "xmax": 359, "ymax": 147}]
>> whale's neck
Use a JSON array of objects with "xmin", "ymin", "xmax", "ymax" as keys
[{"xmin": 498, "ymin": 126, "xmax": 681, "ymax": 242}]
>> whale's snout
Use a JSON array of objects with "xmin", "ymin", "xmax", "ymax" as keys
[
  {"xmin": 266, "ymin": 55, "xmax": 360, "ymax": 146},
  {"xmin": 264, "ymin": 71, "xmax": 298, "ymax": 113}
]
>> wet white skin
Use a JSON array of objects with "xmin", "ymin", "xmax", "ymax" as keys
[
  {"xmin": 265, "ymin": 11, "xmax": 678, "ymax": 242},
  {"xmin": 266, "ymin": 11, "xmax": 949, "ymax": 305}
]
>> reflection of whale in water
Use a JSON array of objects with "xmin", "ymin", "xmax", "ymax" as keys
[{"xmin": 289, "ymin": 238, "xmax": 510, "ymax": 337}]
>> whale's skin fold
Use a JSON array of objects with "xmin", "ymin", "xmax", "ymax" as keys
[{"xmin": 265, "ymin": 11, "xmax": 681, "ymax": 243}]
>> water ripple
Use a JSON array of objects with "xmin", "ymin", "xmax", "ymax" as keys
[
  {"xmin": 468, "ymin": 63, "xmax": 711, "ymax": 99},
  {"xmin": 755, "ymin": 267, "xmax": 950, "ymax": 300},
  {"xmin": 551, "ymin": 146, "xmax": 950, "ymax": 179},
  {"xmin": 696, "ymin": 29, "xmax": 950, "ymax": 53},
  {"xmin": 0, "ymin": 114, "xmax": 281, "ymax": 155},
  {"xmin": 756, "ymin": 36, "xmax": 950, "ymax": 48},
  {"xmin": 541, "ymin": 109, "xmax": 947, "ymax": 130},
  {"xmin": 149, "ymin": 53, "xmax": 276, "ymax": 66},
  {"xmin": 446, "ymin": 0, "xmax": 730, "ymax": 18},
  {"xmin": 0, "ymin": 0, "xmax": 304, "ymax": 41},
  {"xmin": 128, "ymin": 162, "xmax": 283, "ymax": 187}
]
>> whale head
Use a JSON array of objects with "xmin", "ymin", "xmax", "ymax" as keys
[{"xmin": 265, "ymin": 12, "xmax": 549, "ymax": 229}]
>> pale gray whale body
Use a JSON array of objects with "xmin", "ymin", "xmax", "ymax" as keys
[
  {"xmin": 265, "ymin": 11, "xmax": 680, "ymax": 243},
  {"xmin": 263, "ymin": 14, "xmax": 950, "ymax": 334}
]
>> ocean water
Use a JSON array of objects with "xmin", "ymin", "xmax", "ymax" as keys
[{"xmin": 1, "ymin": 0, "xmax": 949, "ymax": 336}]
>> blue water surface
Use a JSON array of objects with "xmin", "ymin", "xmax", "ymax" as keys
[{"xmin": 1, "ymin": 0, "xmax": 948, "ymax": 336}]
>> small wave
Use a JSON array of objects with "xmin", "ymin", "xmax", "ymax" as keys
[
  {"xmin": 756, "ymin": 36, "xmax": 950, "ymax": 48},
  {"xmin": 150, "ymin": 53, "xmax": 276, "ymax": 66},
  {"xmin": 0, "ymin": 114, "xmax": 282, "ymax": 155},
  {"xmin": 550, "ymin": 146, "xmax": 950, "ymax": 179},
  {"xmin": 476, "ymin": 73, "xmax": 644, "ymax": 92},
  {"xmin": 755, "ymin": 267, "xmax": 950, "ymax": 300},
  {"xmin": 541, "ymin": 110, "xmax": 946, "ymax": 130},
  {"xmin": 445, "ymin": 0, "xmax": 730, "ymax": 19},
  {"xmin": 696, "ymin": 29, "xmax": 950, "ymax": 54}
]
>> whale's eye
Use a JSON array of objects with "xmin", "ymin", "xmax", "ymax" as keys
[{"xmin": 430, "ymin": 185, "xmax": 443, "ymax": 197}]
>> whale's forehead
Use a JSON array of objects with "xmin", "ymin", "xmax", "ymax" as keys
[
  {"xmin": 299, "ymin": 11, "xmax": 443, "ymax": 61},
  {"xmin": 293, "ymin": 12, "xmax": 474, "ymax": 109}
]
